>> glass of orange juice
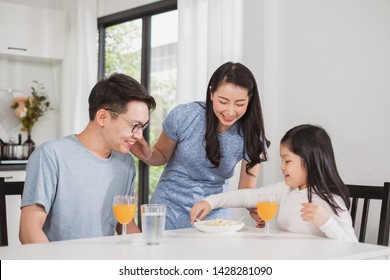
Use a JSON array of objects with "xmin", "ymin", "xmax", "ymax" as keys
[
  {"xmin": 113, "ymin": 195, "xmax": 136, "ymax": 243},
  {"xmin": 257, "ymin": 193, "xmax": 278, "ymax": 239}
]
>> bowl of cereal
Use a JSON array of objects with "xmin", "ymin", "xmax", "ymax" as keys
[{"xmin": 193, "ymin": 218, "xmax": 245, "ymax": 234}]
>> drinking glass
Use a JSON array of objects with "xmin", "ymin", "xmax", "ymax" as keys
[
  {"xmin": 256, "ymin": 193, "xmax": 278, "ymax": 239},
  {"xmin": 140, "ymin": 204, "xmax": 166, "ymax": 245},
  {"xmin": 113, "ymin": 195, "xmax": 136, "ymax": 243}
]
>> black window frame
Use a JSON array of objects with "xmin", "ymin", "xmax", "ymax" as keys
[{"xmin": 97, "ymin": 0, "xmax": 177, "ymax": 221}]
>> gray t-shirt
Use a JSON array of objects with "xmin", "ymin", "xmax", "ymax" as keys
[
  {"xmin": 21, "ymin": 135, "xmax": 136, "ymax": 241},
  {"xmin": 151, "ymin": 102, "xmax": 246, "ymax": 229}
]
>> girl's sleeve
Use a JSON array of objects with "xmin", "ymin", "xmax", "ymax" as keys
[
  {"xmin": 318, "ymin": 198, "xmax": 358, "ymax": 242},
  {"xmin": 204, "ymin": 181, "xmax": 286, "ymax": 210},
  {"xmin": 204, "ymin": 188, "xmax": 260, "ymax": 209}
]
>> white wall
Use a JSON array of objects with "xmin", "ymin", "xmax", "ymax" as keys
[
  {"xmin": 0, "ymin": 57, "xmax": 61, "ymax": 146},
  {"xmin": 263, "ymin": 0, "xmax": 390, "ymax": 184},
  {"xmin": 98, "ymin": 0, "xmax": 160, "ymax": 17},
  {"xmin": 260, "ymin": 0, "xmax": 390, "ymax": 244},
  {"xmin": 0, "ymin": 0, "xmax": 63, "ymax": 145},
  {"xmin": 0, "ymin": 0, "xmax": 62, "ymax": 10}
]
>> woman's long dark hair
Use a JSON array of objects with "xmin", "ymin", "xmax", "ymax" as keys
[
  {"xmin": 205, "ymin": 62, "xmax": 269, "ymax": 175},
  {"xmin": 281, "ymin": 124, "xmax": 350, "ymax": 214}
]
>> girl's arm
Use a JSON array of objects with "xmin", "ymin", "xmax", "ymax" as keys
[
  {"xmin": 189, "ymin": 182, "xmax": 286, "ymax": 224},
  {"xmin": 190, "ymin": 188, "xmax": 260, "ymax": 224},
  {"xmin": 130, "ymin": 131, "xmax": 177, "ymax": 166},
  {"xmin": 190, "ymin": 160, "xmax": 260, "ymax": 222},
  {"xmin": 318, "ymin": 214, "xmax": 358, "ymax": 242},
  {"xmin": 301, "ymin": 199, "xmax": 358, "ymax": 242}
]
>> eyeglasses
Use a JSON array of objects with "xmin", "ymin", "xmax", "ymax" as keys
[{"xmin": 105, "ymin": 109, "xmax": 149, "ymax": 133}]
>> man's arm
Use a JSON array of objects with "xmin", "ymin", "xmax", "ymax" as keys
[{"xmin": 19, "ymin": 204, "xmax": 49, "ymax": 244}]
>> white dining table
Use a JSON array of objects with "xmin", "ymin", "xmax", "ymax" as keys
[{"xmin": 1, "ymin": 226, "xmax": 389, "ymax": 260}]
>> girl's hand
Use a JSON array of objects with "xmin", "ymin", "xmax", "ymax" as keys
[
  {"xmin": 301, "ymin": 203, "xmax": 330, "ymax": 226},
  {"xmin": 248, "ymin": 208, "xmax": 265, "ymax": 228},
  {"xmin": 190, "ymin": 201, "xmax": 211, "ymax": 224}
]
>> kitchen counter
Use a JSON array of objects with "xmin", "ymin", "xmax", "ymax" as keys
[{"xmin": 0, "ymin": 162, "xmax": 26, "ymax": 171}]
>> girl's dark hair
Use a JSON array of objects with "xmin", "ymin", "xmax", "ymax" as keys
[
  {"xmin": 281, "ymin": 124, "xmax": 350, "ymax": 214},
  {"xmin": 205, "ymin": 62, "xmax": 269, "ymax": 175},
  {"xmin": 88, "ymin": 73, "xmax": 156, "ymax": 120}
]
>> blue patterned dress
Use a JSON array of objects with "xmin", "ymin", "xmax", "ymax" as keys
[{"xmin": 151, "ymin": 102, "xmax": 246, "ymax": 229}]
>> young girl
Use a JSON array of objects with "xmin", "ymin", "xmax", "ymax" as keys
[{"xmin": 190, "ymin": 124, "xmax": 358, "ymax": 242}]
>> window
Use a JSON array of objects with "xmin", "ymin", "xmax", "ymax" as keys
[{"xmin": 98, "ymin": 0, "xmax": 178, "ymax": 220}]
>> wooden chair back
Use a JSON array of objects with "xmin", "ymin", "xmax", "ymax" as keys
[
  {"xmin": 346, "ymin": 182, "xmax": 390, "ymax": 246},
  {"xmin": 0, "ymin": 177, "xmax": 24, "ymax": 246}
]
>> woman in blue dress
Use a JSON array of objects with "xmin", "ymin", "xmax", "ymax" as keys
[{"xmin": 131, "ymin": 62, "xmax": 269, "ymax": 229}]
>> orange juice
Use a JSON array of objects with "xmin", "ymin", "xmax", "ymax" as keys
[
  {"xmin": 113, "ymin": 204, "xmax": 136, "ymax": 225},
  {"xmin": 257, "ymin": 201, "xmax": 278, "ymax": 222}
]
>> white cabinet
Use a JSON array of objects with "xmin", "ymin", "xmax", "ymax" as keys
[
  {"xmin": 0, "ymin": 2, "xmax": 65, "ymax": 60},
  {"xmin": 0, "ymin": 170, "xmax": 26, "ymax": 182},
  {"xmin": 0, "ymin": 170, "xmax": 26, "ymax": 247}
]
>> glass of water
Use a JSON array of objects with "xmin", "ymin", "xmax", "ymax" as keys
[{"xmin": 140, "ymin": 204, "xmax": 166, "ymax": 245}]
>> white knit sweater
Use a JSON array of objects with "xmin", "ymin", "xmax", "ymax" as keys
[{"xmin": 204, "ymin": 181, "xmax": 358, "ymax": 242}]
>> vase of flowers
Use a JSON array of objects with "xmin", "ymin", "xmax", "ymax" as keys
[{"xmin": 11, "ymin": 81, "xmax": 51, "ymax": 157}]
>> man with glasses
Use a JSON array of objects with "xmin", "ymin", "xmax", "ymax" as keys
[
  {"xmin": 105, "ymin": 109, "xmax": 150, "ymax": 134},
  {"xmin": 19, "ymin": 73, "xmax": 156, "ymax": 243}
]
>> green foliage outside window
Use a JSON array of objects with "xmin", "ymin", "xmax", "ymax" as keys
[
  {"xmin": 105, "ymin": 21, "xmax": 142, "ymax": 81},
  {"xmin": 104, "ymin": 18, "xmax": 177, "ymax": 201}
]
